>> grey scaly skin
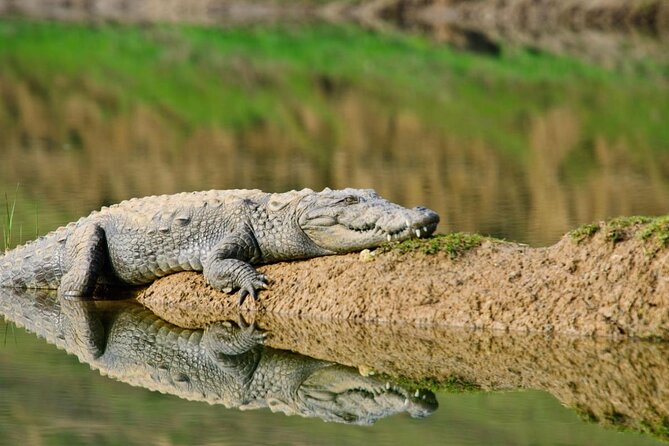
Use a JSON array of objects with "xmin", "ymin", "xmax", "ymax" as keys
[
  {"xmin": 0, "ymin": 287, "xmax": 437, "ymax": 424},
  {"xmin": 0, "ymin": 188, "xmax": 439, "ymax": 303}
]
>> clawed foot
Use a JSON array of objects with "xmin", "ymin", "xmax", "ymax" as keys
[
  {"xmin": 205, "ymin": 259, "xmax": 270, "ymax": 306},
  {"xmin": 204, "ymin": 317, "xmax": 268, "ymax": 356},
  {"xmin": 237, "ymin": 272, "xmax": 270, "ymax": 306},
  {"xmin": 236, "ymin": 315, "xmax": 269, "ymax": 343}
]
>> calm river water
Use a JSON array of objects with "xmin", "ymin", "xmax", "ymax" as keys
[{"xmin": 0, "ymin": 1, "xmax": 668, "ymax": 444}]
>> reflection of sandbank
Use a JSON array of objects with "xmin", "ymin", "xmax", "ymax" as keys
[
  {"xmin": 265, "ymin": 317, "xmax": 669, "ymax": 441},
  {"xmin": 141, "ymin": 217, "xmax": 669, "ymax": 339},
  {"xmin": 144, "ymin": 304, "xmax": 669, "ymax": 441}
]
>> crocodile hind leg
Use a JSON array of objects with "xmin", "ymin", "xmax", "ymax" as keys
[
  {"xmin": 59, "ymin": 223, "xmax": 107, "ymax": 298},
  {"xmin": 59, "ymin": 298, "xmax": 106, "ymax": 360}
]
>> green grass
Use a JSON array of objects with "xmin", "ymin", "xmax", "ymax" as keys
[
  {"xmin": 0, "ymin": 183, "xmax": 46, "ymax": 251},
  {"xmin": 0, "ymin": 19, "xmax": 667, "ymax": 160},
  {"xmin": 570, "ymin": 216, "xmax": 669, "ymax": 254},
  {"xmin": 382, "ymin": 373, "xmax": 482, "ymax": 394},
  {"xmin": 2, "ymin": 186, "xmax": 18, "ymax": 252},
  {"xmin": 570, "ymin": 223, "xmax": 601, "ymax": 243},
  {"xmin": 605, "ymin": 216, "xmax": 654, "ymax": 243},
  {"xmin": 638, "ymin": 216, "xmax": 669, "ymax": 247},
  {"xmin": 399, "ymin": 216, "xmax": 669, "ymax": 256},
  {"xmin": 380, "ymin": 233, "xmax": 488, "ymax": 258}
]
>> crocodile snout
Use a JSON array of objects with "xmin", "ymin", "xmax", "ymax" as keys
[{"xmin": 410, "ymin": 206, "xmax": 440, "ymax": 238}]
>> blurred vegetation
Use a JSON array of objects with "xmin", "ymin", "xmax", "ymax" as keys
[
  {"xmin": 0, "ymin": 19, "xmax": 668, "ymax": 247},
  {"xmin": 0, "ymin": 19, "xmax": 667, "ymax": 159}
]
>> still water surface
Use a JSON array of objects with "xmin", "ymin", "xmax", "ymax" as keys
[
  {"xmin": 0, "ymin": 3, "xmax": 668, "ymax": 445},
  {"xmin": 0, "ymin": 288, "xmax": 666, "ymax": 446}
]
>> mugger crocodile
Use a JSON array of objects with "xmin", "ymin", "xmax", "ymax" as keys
[
  {"xmin": 0, "ymin": 188, "xmax": 439, "ymax": 304},
  {"xmin": 0, "ymin": 287, "xmax": 438, "ymax": 424}
]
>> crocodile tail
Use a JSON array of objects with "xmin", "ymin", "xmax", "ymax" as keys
[{"xmin": 0, "ymin": 225, "xmax": 72, "ymax": 289}]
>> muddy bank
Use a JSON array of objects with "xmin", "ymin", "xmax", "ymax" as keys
[
  {"xmin": 443, "ymin": 0, "xmax": 669, "ymax": 68},
  {"xmin": 3, "ymin": 0, "xmax": 666, "ymax": 34},
  {"xmin": 139, "ymin": 217, "xmax": 669, "ymax": 339}
]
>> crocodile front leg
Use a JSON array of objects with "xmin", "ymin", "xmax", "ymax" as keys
[
  {"xmin": 203, "ymin": 229, "xmax": 269, "ymax": 305},
  {"xmin": 202, "ymin": 318, "xmax": 267, "ymax": 357},
  {"xmin": 201, "ymin": 319, "xmax": 265, "ymax": 388}
]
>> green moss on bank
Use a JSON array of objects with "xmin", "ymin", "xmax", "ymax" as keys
[
  {"xmin": 570, "ymin": 215, "xmax": 669, "ymax": 254},
  {"xmin": 575, "ymin": 405, "xmax": 669, "ymax": 443},
  {"xmin": 381, "ymin": 374, "xmax": 482, "ymax": 394},
  {"xmin": 605, "ymin": 216, "xmax": 654, "ymax": 243},
  {"xmin": 638, "ymin": 216, "xmax": 669, "ymax": 247},
  {"xmin": 392, "ymin": 216, "xmax": 669, "ymax": 257},
  {"xmin": 569, "ymin": 223, "xmax": 600, "ymax": 243},
  {"xmin": 379, "ymin": 233, "xmax": 489, "ymax": 259}
]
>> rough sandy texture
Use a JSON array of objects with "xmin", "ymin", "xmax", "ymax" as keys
[{"xmin": 139, "ymin": 221, "xmax": 669, "ymax": 339}]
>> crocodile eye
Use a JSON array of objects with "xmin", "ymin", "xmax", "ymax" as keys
[{"xmin": 344, "ymin": 196, "xmax": 359, "ymax": 205}]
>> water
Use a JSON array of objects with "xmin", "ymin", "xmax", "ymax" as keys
[
  {"xmin": 0, "ymin": 289, "xmax": 666, "ymax": 445},
  {"xmin": 0, "ymin": 2, "xmax": 668, "ymax": 444}
]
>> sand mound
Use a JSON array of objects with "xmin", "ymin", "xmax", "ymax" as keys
[{"xmin": 138, "ymin": 218, "xmax": 669, "ymax": 338}]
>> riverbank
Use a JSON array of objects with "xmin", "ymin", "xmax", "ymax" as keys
[{"xmin": 139, "ymin": 215, "xmax": 669, "ymax": 339}]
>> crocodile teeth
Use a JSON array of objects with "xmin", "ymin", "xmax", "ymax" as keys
[
  {"xmin": 386, "ymin": 234, "xmax": 392, "ymax": 242},
  {"xmin": 415, "ymin": 229, "xmax": 421, "ymax": 237},
  {"xmin": 386, "ymin": 382, "xmax": 391, "ymax": 390},
  {"xmin": 414, "ymin": 390, "xmax": 420, "ymax": 397},
  {"xmin": 423, "ymin": 226, "xmax": 428, "ymax": 232}
]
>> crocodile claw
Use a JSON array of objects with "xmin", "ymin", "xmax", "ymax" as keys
[
  {"xmin": 238, "ymin": 287, "xmax": 255, "ymax": 306},
  {"xmin": 202, "ymin": 319, "xmax": 267, "ymax": 356},
  {"xmin": 237, "ymin": 272, "xmax": 270, "ymax": 306},
  {"xmin": 237, "ymin": 315, "xmax": 268, "ymax": 343}
]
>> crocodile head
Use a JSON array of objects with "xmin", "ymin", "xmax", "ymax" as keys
[
  {"xmin": 260, "ymin": 363, "xmax": 438, "ymax": 424},
  {"xmin": 281, "ymin": 364, "xmax": 438, "ymax": 424},
  {"xmin": 296, "ymin": 188, "xmax": 440, "ymax": 252}
]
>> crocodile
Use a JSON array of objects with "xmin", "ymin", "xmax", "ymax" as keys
[
  {"xmin": 0, "ymin": 188, "xmax": 439, "ymax": 304},
  {"xmin": 0, "ymin": 287, "xmax": 438, "ymax": 424}
]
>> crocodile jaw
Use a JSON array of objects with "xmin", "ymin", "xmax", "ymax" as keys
[
  {"xmin": 294, "ymin": 365, "xmax": 438, "ymax": 424},
  {"xmin": 298, "ymin": 188, "xmax": 439, "ymax": 252}
]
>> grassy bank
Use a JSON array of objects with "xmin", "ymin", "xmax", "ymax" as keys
[
  {"xmin": 0, "ymin": 19, "xmax": 667, "ymax": 159},
  {"xmin": 570, "ymin": 215, "xmax": 669, "ymax": 252},
  {"xmin": 0, "ymin": 19, "xmax": 668, "ymax": 248}
]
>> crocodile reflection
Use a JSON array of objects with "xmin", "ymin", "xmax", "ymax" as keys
[{"xmin": 0, "ymin": 288, "xmax": 436, "ymax": 424}]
